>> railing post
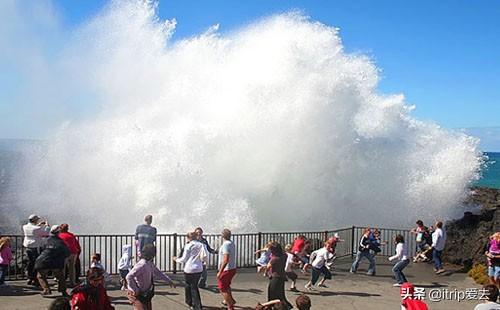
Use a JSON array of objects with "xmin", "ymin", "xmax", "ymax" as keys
[
  {"xmin": 324, "ymin": 230, "xmax": 328, "ymax": 241},
  {"xmin": 351, "ymin": 226, "xmax": 355, "ymax": 259},
  {"xmin": 257, "ymin": 232, "xmax": 262, "ymax": 252},
  {"xmin": 173, "ymin": 233, "xmax": 177, "ymax": 274}
]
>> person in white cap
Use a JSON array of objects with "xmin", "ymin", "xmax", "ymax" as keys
[
  {"xmin": 35, "ymin": 225, "xmax": 70, "ymax": 297},
  {"xmin": 22, "ymin": 214, "xmax": 50, "ymax": 285}
]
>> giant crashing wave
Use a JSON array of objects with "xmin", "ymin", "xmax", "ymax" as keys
[{"xmin": 14, "ymin": 0, "xmax": 482, "ymax": 233}]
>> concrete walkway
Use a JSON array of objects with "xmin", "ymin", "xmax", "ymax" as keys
[{"xmin": 0, "ymin": 256, "xmax": 481, "ymax": 309}]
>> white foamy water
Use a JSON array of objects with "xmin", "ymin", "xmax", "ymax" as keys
[{"xmin": 13, "ymin": 1, "xmax": 482, "ymax": 233}]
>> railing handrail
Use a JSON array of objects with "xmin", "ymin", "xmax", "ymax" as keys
[
  {"xmin": 2, "ymin": 226, "xmax": 418, "ymax": 280},
  {"xmin": 3, "ymin": 228, "xmax": 351, "ymax": 238}
]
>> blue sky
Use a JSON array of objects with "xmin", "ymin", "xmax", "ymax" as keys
[{"xmin": 1, "ymin": 0, "xmax": 500, "ymax": 149}]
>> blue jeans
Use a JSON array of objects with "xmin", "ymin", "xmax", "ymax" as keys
[
  {"xmin": 392, "ymin": 259, "xmax": 409, "ymax": 284},
  {"xmin": 351, "ymin": 251, "xmax": 376, "ymax": 274},
  {"xmin": 433, "ymin": 249, "xmax": 443, "ymax": 269},
  {"xmin": 198, "ymin": 265, "xmax": 208, "ymax": 287},
  {"xmin": 0, "ymin": 264, "xmax": 8, "ymax": 285}
]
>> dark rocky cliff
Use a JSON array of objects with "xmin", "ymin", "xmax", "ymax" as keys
[{"xmin": 444, "ymin": 187, "xmax": 500, "ymax": 270}]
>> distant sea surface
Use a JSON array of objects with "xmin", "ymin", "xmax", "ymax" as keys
[{"xmin": 475, "ymin": 152, "xmax": 500, "ymax": 189}]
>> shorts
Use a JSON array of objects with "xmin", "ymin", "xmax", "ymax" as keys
[
  {"xmin": 217, "ymin": 269, "xmax": 236, "ymax": 292},
  {"xmin": 119, "ymin": 269, "xmax": 129, "ymax": 279},
  {"xmin": 285, "ymin": 271, "xmax": 297, "ymax": 281},
  {"xmin": 488, "ymin": 266, "xmax": 500, "ymax": 279}
]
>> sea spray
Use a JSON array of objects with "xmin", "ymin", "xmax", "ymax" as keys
[{"xmin": 12, "ymin": 1, "xmax": 482, "ymax": 233}]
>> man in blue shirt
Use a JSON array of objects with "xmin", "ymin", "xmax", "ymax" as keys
[{"xmin": 135, "ymin": 215, "xmax": 157, "ymax": 256}]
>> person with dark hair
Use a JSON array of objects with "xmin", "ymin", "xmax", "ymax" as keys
[
  {"xmin": 127, "ymin": 244, "xmax": 175, "ymax": 310},
  {"xmin": 70, "ymin": 267, "xmax": 114, "ymax": 310},
  {"xmin": 194, "ymin": 226, "xmax": 217, "ymax": 288},
  {"xmin": 266, "ymin": 242, "xmax": 292, "ymax": 309},
  {"xmin": 411, "ymin": 220, "xmax": 431, "ymax": 253},
  {"xmin": 295, "ymin": 294, "xmax": 311, "ymax": 310},
  {"xmin": 48, "ymin": 297, "xmax": 71, "ymax": 310},
  {"xmin": 35, "ymin": 225, "xmax": 70, "ymax": 297},
  {"xmin": 474, "ymin": 284, "xmax": 500, "ymax": 309},
  {"xmin": 431, "ymin": 221, "xmax": 446, "ymax": 274},
  {"xmin": 388, "ymin": 234, "xmax": 410, "ymax": 287},
  {"xmin": 217, "ymin": 229, "xmax": 237, "ymax": 310},
  {"xmin": 22, "ymin": 214, "xmax": 50, "ymax": 285},
  {"xmin": 173, "ymin": 232, "xmax": 208, "ymax": 310},
  {"xmin": 350, "ymin": 228, "xmax": 376, "ymax": 275},
  {"xmin": 135, "ymin": 215, "xmax": 157, "ymax": 256},
  {"xmin": 58, "ymin": 223, "xmax": 81, "ymax": 287}
]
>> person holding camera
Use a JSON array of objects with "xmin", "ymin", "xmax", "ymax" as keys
[{"xmin": 22, "ymin": 214, "xmax": 50, "ymax": 285}]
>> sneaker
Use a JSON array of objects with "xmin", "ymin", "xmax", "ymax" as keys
[
  {"xmin": 317, "ymin": 284, "xmax": 328, "ymax": 288},
  {"xmin": 436, "ymin": 269, "xmax": 446, "ymax": 274},
  {"xmin": 393, "ymin": 283, "xmax": 402, "ymax": 287},
  {"xmin": 305, "ymin": 283, "xmax": 314, "ymax": 291},
  {"xmin": 349, "ymin": 270, "xmax": 356, "ymax": 274},
  {"xmin": 121, "ymin": 285, "xmax": 127, "ymax": 291},
  {"xmin": 290, "ymin": 287, "xmax": 299, "ymax": 292}
]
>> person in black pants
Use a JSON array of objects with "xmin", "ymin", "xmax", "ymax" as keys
[
  {"xmin": 267, "ymin": 242, "xmax": 293, "ymax": 309},
  {"xmin": 174, "ymin": 232, "xmax": 207, "ymax": 310},
  {"xmin": 194, "ymin": 227, "xmax": 217, "ymax": 288},
  {"xmin": 22, "ymin": 214, "xmax": 50, "ymax": 285}
]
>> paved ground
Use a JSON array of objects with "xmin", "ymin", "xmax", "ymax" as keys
[{"xmin": 0, "ymin": 256, "xmax": 482, "ymax": 309}]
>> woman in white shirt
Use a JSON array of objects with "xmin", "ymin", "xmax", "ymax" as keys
[
  {"xmin": 174, "ymin": 232, "xmax": 208, "ymax": 310},
  {"xmin": 388, "ymin": 234, "xmax": 410, "ymax": 287}
]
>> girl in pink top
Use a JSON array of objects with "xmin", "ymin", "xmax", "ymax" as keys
[{"xmin": 0, "ymin": 237, "xmax": 13, "ymax": 287}]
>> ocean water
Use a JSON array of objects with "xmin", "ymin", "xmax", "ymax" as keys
[{"xmin": 475, "ymin": 152, "xmax": 500, "ymax": 189}]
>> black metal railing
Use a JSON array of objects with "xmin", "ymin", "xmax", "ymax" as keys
[{"xmin": 2, "ymin": 226, "xmax": 417, "ymax": 280}]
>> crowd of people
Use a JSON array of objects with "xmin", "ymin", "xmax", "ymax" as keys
[{"xmin": 0, "ymin": 214, "xmax": 499, "ymax": 309}]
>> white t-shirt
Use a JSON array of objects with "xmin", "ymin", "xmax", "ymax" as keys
[
  {"xmin": 285, "ymin": 253, "xmax": 295, "ymax": 272},
  {"xmin": 23, "ymin": 223, "xmax": 50, "ymax": 248},
  {"xmin": 432, "ymin": 228, "xmax": 446, "ymax": 251},
  {"xmin": 474, "ymin": 302, "xmax": 500, "ymax": 310},
  {"xmin": 219, "ymin": 240, "xmax": 236, "ymax": 271},
  {"xmin": 310, "ymin": 247, "xmax": 332, "ymax": 269}
]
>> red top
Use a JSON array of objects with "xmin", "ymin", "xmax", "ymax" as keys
[
  {"xmin": 71, "ymin": 284, "xmax": 115, "ymax": 310},
  {"xmin": 59, "ymin": 232, "xmax": 81, "ymax": 255},
  {"xmin": 291, "ymin": 238, "xmax": 305, "ymax": 254}
]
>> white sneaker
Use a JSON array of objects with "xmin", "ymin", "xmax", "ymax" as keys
[
  {"xmin": 305, "ymin": 283, "xmax": 314, "ymax": 291},
  {"xmin": 393, "ymin": 283, "xmax": 401, "ymax": 287}
]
